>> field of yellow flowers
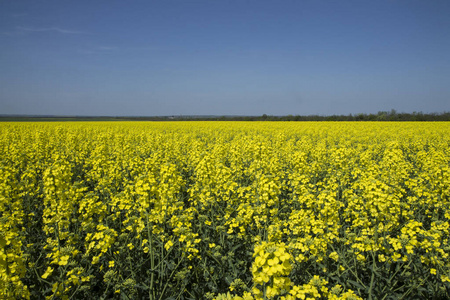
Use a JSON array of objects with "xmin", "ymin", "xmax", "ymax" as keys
[{"xmin": 1, "ymin": 121, "xmax": 449, "ymax": 300}]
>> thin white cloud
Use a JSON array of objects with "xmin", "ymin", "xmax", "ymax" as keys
[
  {"xmin": 1, "ymin": 31, "xmax": 19, "ymax": 36},
  {"xmin": 128, "ymin": 46, "xmax": 159, "ymax": 51},
  {"xmin": 17, "ymin": 26, "xmax": 86, "ymax": 34},
  {"xmin": 77, "ymin": 46, "xmax": 119, "ymax": 55},
  {"xmin": 76, "ymin": 45, "xmax": 157, "ymax": 55}
]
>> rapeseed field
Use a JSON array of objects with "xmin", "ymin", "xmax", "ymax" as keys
[{"xmin": 1, "ymin": 121, "xmax": 449, "ymax": 299}]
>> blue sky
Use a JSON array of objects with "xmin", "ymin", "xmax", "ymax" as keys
[{"xmin": 1, "ymin": 0, "xmax": 449, "ymax": 116}]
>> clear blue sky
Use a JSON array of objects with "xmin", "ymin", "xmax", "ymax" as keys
[{"xmin": 1, "ymin": 0, "xmax": 449, "ymax": 116}]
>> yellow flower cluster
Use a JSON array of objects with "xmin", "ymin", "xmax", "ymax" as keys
[
  {"xmin": 252, "ymin": 241, "xmax": 292, "ymax": 299},
  {"xmin": 0, "ymin": 167, "xmax": 29, "ymax": 299},
  {"xmin": 1, "ymin": 121, "xmax": 449, "ymax": 299}
]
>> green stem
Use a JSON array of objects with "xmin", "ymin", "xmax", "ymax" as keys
[
  {"xmin": 158, "ymin": 257, "xmax": 184, "ymax": 300},
  {"xmin": 147, "ymin": 211, "xmax": 155, "ymax": 300},
  {"xmin": 368, "ymin": 251, "xmax": 376, "ymax": 300}
]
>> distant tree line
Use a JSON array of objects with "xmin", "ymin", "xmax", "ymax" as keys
[
  {"xmin": 1, "ymin": 110, "xmax": 449, "ymax": 122},
  {"xmin": 214, "ymin": 110, "xmax": 450, "ymax": 122}
]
